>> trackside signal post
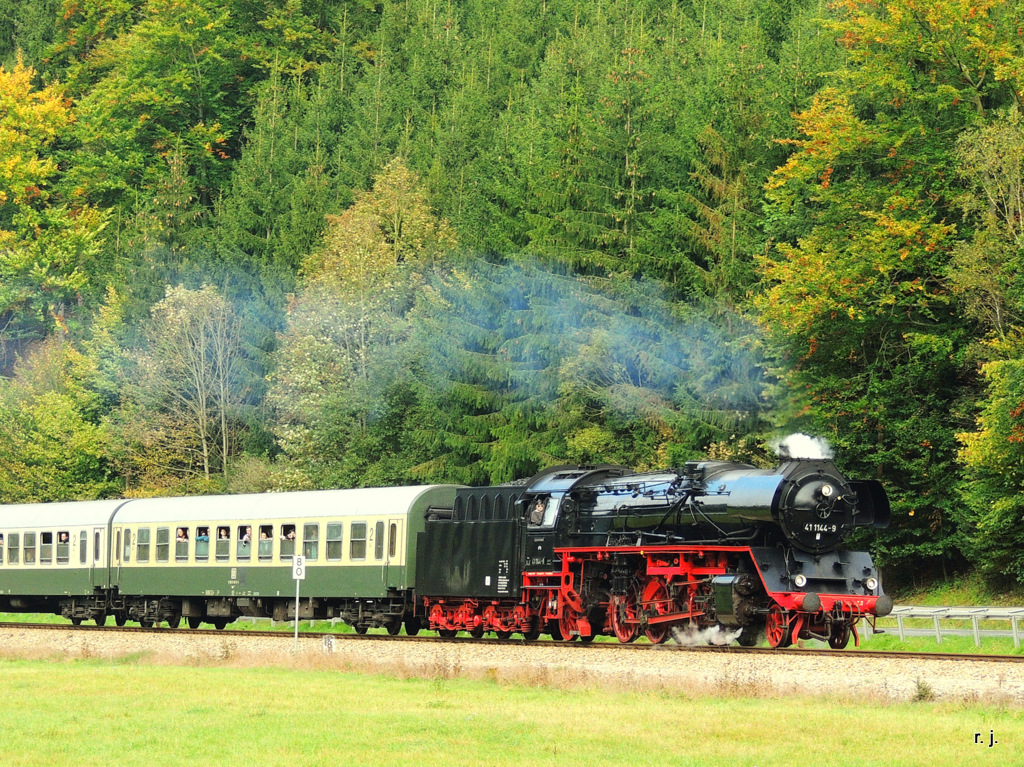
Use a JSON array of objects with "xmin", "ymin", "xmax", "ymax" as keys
[{"xmin": 292, "ymin": 555, "xmax": 305, "ymax": 651}]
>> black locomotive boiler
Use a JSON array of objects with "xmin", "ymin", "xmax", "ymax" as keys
[{"xmin": 418, "ymin": 457, "xmax": 892, "ymax": 647}]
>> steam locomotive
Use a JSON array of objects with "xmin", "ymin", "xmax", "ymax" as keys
[
  {"xmin": 0, "ymin": 454, "xmax": 890, "ymax": 648},
  {"xmin": 421, "ymin": 456, "xmax": 892, "ymax": 648}
]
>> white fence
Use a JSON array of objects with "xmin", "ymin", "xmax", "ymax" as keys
[{"xmin": 883, "ymin": 606, "xmax": 1024, "ymax": 648}]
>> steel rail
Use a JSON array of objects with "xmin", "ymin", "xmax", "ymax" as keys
[{"xmin": 3, "ymin": 621, "xmax": 1023, "ymax": 664}]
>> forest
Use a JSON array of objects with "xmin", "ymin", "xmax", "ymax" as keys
[{"xmin": 2, "ymin": 0, "xmax": 1024, "ymax": 587}]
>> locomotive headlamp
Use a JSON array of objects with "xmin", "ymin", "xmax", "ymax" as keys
[
  {"xmin": 865, "ymin": 577, "xmax": 878, "ymax": 591},
  {"xmin": 793, "ymin": 573, "xmax": 808, "ymax": 588},
  {"xmin": 820, "ymin": 484, "xmax": 835, "ymax": 498}
]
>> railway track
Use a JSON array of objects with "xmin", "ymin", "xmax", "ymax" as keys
[{"xmin": 3, "ymin": 621, "xmax": 1022, "ymax": 665}]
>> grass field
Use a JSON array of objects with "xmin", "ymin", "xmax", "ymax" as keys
[{"xmin": 2, "ymin": 656, "xmax": 1021, "ymax": 767}]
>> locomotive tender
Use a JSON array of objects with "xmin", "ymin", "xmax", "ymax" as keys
[{"xmin": 0, "ymin": 455, "xmax": 892, "ymax": 647}]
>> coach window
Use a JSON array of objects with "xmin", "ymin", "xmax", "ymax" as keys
[
  {"xmin": 123, "ymin": 530, "xmax": 132, "ymax": 563},
  {"xmin": 175, "ymin": 527, "xmax": 190, "ymax": 562},
  {"xmin": 389, "ymin": 523, "xmax": 398, "ymax": 559},
  {"xmin": 326, "ymin": 524, "xmax": 343, "ymax": 561},
  {"xmin": 216, "ymin": 527, "xmax": 231, "ymax": 562},
  {"xmin": 40, "ymin": 532, "xmax": 53, "ymax": 565},
  {"xmin": 280, "ymin": 524, "xmax": 296, "ymax": 560},
  {"xmin": 80, "ymin": 530, "xmax": 88, "ymax": 564},
  {"xmin": 57, "ymin": 531, "xmax": 70, "ymax": 564},
  {"xmin": 195, "ymin": 527, "xmax": 210, "ymax": 562},
  {"xmin": 0, "ymin": 534, "xmax": 4, "ymax": 564},
  {"xmin": 24, "ymin": 532, "xmax": 36, "ymax": 565},
  {"xmin": 302, "ymin": 524, "xmax": 319, "ymax": 561},
  {"xmin": 374, "ymin": 521, "xmax": 385, "ymax": 561},
  {"xmin": 237, "ymin": 526, "xmax": 251, "ymax": 562},
  {"xmin": 350, "ymin": 523, "xmax": 367, "ymax": 560},
  {"xmin": 156, "ymin": 528, "xmax": 170, "ymax": 563},
  {"xmin": 137, "ymin": 528, "xmax": 150, "ymax": 563},
  {"xmin": 8, "ymin": 533, "xmax": 18, "ymax": 564},
  {"xmin": 258, "ymin": 525, "xmax": 273, "ymax": 562}
]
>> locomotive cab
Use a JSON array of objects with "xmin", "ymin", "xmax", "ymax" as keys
[
  {"xmin": 523, "ymin": 493, "xmax": 561, "ymax": 570},
  {"xmin": 520, "ymin": 465, "xmax": 630, "ymax": 571}
]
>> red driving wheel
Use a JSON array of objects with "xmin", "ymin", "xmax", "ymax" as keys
[
  {"xmin": 641, "ymin": 577, "xmax": 671, "ymax": 644},
  {"xmin": 609, "ymin": 592, "xmax": 639, "ymax": 643},
  {"xmin": 765, "ymin": 604, "xmax": 793, "ymax": 648}
]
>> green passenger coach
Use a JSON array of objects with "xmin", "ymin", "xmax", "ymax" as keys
[
  {"xmin": 0, "ymin": 500, "xmax": 128, "ymax": 622},
  {"xmin": 0, "ymin": 486, "xmax": 458, "ymax": 632}
]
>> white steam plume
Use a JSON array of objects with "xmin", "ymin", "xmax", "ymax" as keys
[
  {"xmin": 667, "ymin": 625, "xmax": 743, "ymax": 647},
  {"xmin": 770, "ymin": 433, "xmax": 834, "ymax": 460}
]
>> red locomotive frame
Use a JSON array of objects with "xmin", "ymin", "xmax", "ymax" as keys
[{"xmin": 423, "ymin": 543, "xmax": 887, "ymax": 648}]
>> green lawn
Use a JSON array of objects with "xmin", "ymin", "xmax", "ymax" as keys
[{"xmin": 1, "ymin": 657, "xmax": 1021, "ymax": 766}]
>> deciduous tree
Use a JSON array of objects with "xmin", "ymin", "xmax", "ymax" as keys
[
  {"xmin": 0, "ymin": 58, "xmax": 108, "ymax": 372},
  {"xmin": 0, "ymin": 338, "xmax": 117, "ymax": 502},
  {"xmin": 957, "ymin": 333, "xmax": 1024, "ymax": 584},
  {"xmin": 111, "ymin": 284, "xmax": 243, "ymax": 489}
]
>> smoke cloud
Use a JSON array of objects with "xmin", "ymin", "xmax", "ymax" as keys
[{"xmin": 770, "ymin": 433, "xmax": 834, "ymax": 460}]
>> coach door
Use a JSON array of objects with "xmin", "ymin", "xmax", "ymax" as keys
[
  {"xmin": 382, "ymin": 519, "xmax": 401, "ymax": 587},
  {"xmin": 90, "ymin": 527, "xmax": 106, "ymax": 588}
]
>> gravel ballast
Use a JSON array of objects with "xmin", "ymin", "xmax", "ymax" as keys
[{"xmin": 1, "ymin": 625, "xmax": 1021, "ymax": 704}]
